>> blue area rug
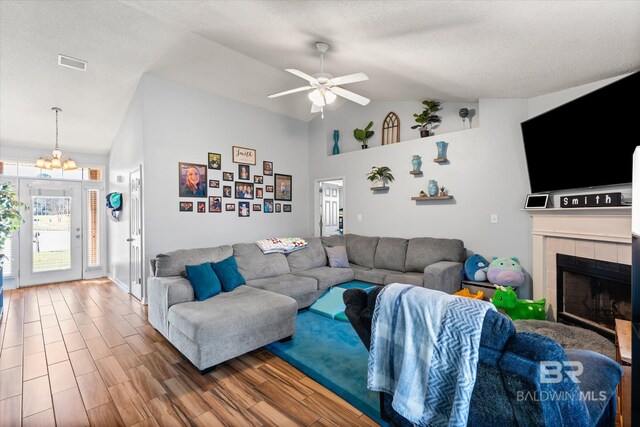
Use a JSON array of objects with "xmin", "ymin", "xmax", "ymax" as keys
[{"xmin": 266, "ymin": 309, "xmax": 386, "ymax": 424}]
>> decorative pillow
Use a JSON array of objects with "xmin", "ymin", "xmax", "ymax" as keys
[
  {"xmin": 255, "ymin": 237, "xmax": 308, "ymax": 254},
  {"xmin": 326, "ymin": 246, "xmax": 349, "ymax": 268},
  {"xmin": 185, "ymin": 262, "xmax": 221, "ymax": 301},
  {"xmin": 211, "ymin": 256, "xmax": 246, "ymax": 291}
]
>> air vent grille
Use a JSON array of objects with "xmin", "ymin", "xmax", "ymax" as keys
[{"xmin": 58, "ymin": 54, "xmax": 87, "ymax": 71}]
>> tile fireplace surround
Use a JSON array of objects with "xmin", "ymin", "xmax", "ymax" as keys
[{"xmin": 528, "ymin": 207, "xmax": 631, "ymax": 320}]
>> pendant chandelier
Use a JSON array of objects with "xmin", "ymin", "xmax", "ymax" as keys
[{"xmin": 35, "ymin": 107, "xmax": 78, "ymax": 170}]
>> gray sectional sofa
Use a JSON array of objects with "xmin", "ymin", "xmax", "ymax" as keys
[{"xmin": 147, "ymin": 234, "xmax": 465, "ymax": 371}]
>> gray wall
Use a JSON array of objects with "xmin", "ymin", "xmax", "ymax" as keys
[{"xmin": 309, "ymin": 98, "xmax": 533, "ymax": 296}]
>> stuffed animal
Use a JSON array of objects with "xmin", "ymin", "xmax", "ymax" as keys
[
  {"xmin": 454, "ymin": 288, "xmax": 484, "ymax": 300},
  {"xmin": 463, "ymin": 254, "xmax": 489, "ymax": 282},
  {"xmin": 487, "ymin": 257, "xmax": 525, "ymax": 288},
  {"xmin": 491, "ymin": 285, "xmax": 546, "ymax": 320}
]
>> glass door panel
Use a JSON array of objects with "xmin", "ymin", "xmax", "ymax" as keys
[{"xmin": 32, "ymin": 196, "xmax": 72, "ymax": 272}]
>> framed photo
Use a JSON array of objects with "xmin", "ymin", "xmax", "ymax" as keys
[
  {"xmin": 263, "ymin": 199, "xmax": 274, "ymax": 213},
  {"xmin": 208, "ymin": 153, "xmax": 221, "ymax": 170},
  {"xmin": 263, "ymin": 161, "xmax": 273, "ymax": 176},
  {"xmin": 254, "ymin": 175, "xmax": 263, "ymax": 184},
  {"xmin": 223, "ymin": 186, "xmax": 232, "ymax": 198},
  {"xmin": 238, "ymin": 164, "xmax": 251, "ymax": 181},
  {"xmin": 179, "ymin": 202, "xmax": 193, "ymax": 212},
  {"xmin": 266, "ymin": 185, "xmax": 274, "ymax": 193},
  {"xmin": 252, "ymin": 204, "xmax": 261, "ymax": 212},
  {"xmin": 232, "ymin": 146, "xmax": 256, "ymax": 165},
  {"xmin": 324, "ymin": 188, "xmax": 330, "ymax": 196},
  {"xmin": 238, "ymin": 201, "xmax": 250, "ymax": 217},
  {"xmin": 209, "ymin": 180, "xmax": 219, "ymax": 188},
  {"xmin": 234, "ymin": 182, "xmax": 254, "ymax": 199},
  {"xmin": 223, "ymin": 172, "xmax": 234, "ymax": 181},
  {"xmin": 332, "ymin": 189, "xmax": 338, "ymax": 197},
  {"xmin": 275, "ymin": 203, "xmax": 281, "ymax": 213},
  {"xmin": 283, "ymin": 204, "xmax": 292, "ymax": 212},
  {"xmin": 209, "ymin": 196, "xmax": 221, "ymax": 213},
  {"xmin": 255, "ymin": 187, "xmax": 263, "ymax": 199},
  {"xmin": 197, "ymin": 202, "xmax": 206, "ymax": 213},
  {"xmin": 179, "ymin": 162, "xmax": 207, "ymax": 198},
  {"xmin": 274, "ymin": 174, "xmax": 292, "ymax": 201},
  {"xmin": 225, "ymin": 203, "xmax": 235, "ymax": 212}
]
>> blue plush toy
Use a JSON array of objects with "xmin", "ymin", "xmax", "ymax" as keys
[{"xmin": 463, "ymin": 254, "xmax": 489, "ymax": 282}]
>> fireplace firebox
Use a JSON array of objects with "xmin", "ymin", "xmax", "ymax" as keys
[{"xmin": 556, "ymin": 254, "xmax": 631, "ymax": 339}]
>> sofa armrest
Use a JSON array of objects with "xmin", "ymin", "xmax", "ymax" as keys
[
  {"xmin": 423, "ymin": 261, "xmax": 463, "ymax": 294},
  {"xmin": 147, "ymin": 276, "xmax": 194, "ymax": 337}
]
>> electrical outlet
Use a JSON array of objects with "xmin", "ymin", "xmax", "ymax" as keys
[
  {"xmin": 357, "ymin": 214, "xmax": 363, "ymax": 222},
  {"xmin": 491, "ymin": 214, "xmax": 498, "ymax": 224}
]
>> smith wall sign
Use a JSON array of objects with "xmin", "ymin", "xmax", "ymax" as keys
[{"xmin": 560, "ymin": 192, "xmax": 625, "ymax": 208}]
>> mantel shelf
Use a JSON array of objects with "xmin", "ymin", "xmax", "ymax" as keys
[
  {"xmin": 523, "ymin": 206, "xmax": 631, "ymax": 216},
  {"xmin": 411, "ymin": 195, "xmax": 453, "ymax": 201}
]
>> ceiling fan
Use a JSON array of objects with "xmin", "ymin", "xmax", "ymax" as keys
[{"xmin": 268, "ymin": 42, "xmax": 370, "ymax": 117}]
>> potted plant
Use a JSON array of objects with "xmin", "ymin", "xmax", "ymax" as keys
[
  {"xmin": 353, "ymin": 121, "xmax": 374, "ymax": 149},
  {"xmin": 411, "ymin": 100, "xmax": 442, "ymax": 138},
  {"xmin": 0, "ymin": 182, "xmax": 26, "ymax": 318},
  {"xmin": 367, "ymin": 166, "xmax": 395, "ymax": 188}
]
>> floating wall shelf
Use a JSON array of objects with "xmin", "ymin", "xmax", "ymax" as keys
[
  {"xmin": 411, "ymin": 195, "xmax": 453, "ymax": 201},
  {"xmin": 433, "ymin": 158, "xmax": 447, "ymax": 163},
  {"xmin": 409, "ymin": 170, "xmax": 423, "ymax": 176},
  {"xmin": 371, "ymin": 186, "xmax": 389, "ymax": 192}
]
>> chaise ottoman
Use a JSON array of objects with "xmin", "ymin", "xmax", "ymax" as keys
[{"xmin": 166, "ymin": 285, "xmax": 297, "ymax": 372}]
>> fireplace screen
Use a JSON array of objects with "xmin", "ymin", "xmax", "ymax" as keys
[{"xmin": 557, "ymin": 254, "xmax": 631, "ymax": 333}]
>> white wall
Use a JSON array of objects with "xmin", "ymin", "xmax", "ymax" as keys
[
  {"xmin": 321, "ymin": 100, "xmax": 479, "ymax": 156},
  {"xmin": 0, "ymin": 145, "xmax": 108, "ymax": 168},
  {"xmin": 140, "ymin": 75, "xmax": 310, "ymax": 272},
  {"xmin": 107, "ymin": 82, "xmax": 144, "ymax": 290},
  {"xmin": 309, "ymin": 98, "xmax": 533, "ymax": 296}
]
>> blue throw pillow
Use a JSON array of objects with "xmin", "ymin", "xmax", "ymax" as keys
[
  {"xmin": 185, "ymin": 262, "xmax": 221, "ymax": 301},
  {"xmin": 211, "ymin": 256, "xmax": 245, "ymax": 292}
]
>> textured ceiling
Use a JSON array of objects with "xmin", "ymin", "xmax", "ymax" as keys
[{"xmin": 1, "ymin": 1, "xmax": 639, "ymax": 155}]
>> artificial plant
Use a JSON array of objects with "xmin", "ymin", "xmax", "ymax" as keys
[
  {"xmin": 366, "ymin": 166, "xmax": 395, "ymax": 187},
  {"xmin": 0, "ymin": 182, "xmax": 26, "ymax": 255},
  {"xmin": 353, "ymin": 121, "xmax": 375, "ymax": 147},
  {"xmin": 411, "ymin": 100, "xmax": 442, "ymax": 136}
]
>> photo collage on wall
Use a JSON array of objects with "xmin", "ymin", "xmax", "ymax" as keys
[{"xmin": 178, "ymin": 146, "xmax": 292, "ymax": 216}]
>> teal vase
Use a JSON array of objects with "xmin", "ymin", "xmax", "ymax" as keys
[
  {"xmin": 332, "ymin": 130, "xmax": 340, "ymax": 155},
  {"xmin": 411, "ymin": 155, "xmax": 422, "ymax": 172},
  {"xmin": 435, "ymin": 141, "xmax": 448, "ymax": 161},
  {"xmin": 428, "ymin": 180, "xmax": 439, "ymax": 196}
]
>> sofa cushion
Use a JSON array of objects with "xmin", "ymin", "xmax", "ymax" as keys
[
  {"xmin": 326, "ymin": 246, "xmax": 349, "ymax": 268},
  {"xmin": 374, "ymin": 237, "xmax": 408, "ymax": 272},
  {"xmin": 155, "ymin": 246, "xmax": 233, "ymax": 277},
  {"xmin": 245, "ymin": 274, "xmax": 318, "ymax": 299},
  {"xmin": 233, "ymin": 243, "xmax": 291, "ymax": 280},
  {"xmin": 293, "ymin": 267, "xmax": 355, "ymax": 291},
  {"xmin": 346, "ymin": 234, "xmax": 379, "ymax": 269},
  {"xmin": 405, "ymin": 237, "xmax": 465, "ymax": 272},
  {"xmin": 286, "ymin": 237, "xmax": 327, "ymax": 272},
  {"xmin": 167, "ymin": 285, "xmax": 296, "ymax": 344},
  {"xmin": 211, "ymin": 256, "xmax": 245, "ymax": 292},
  {"xmin": 352, "ymin": 266, "xmax": 395, "ymax": 285},
  {"xmin": 185, "ymin": 262, "xmax": 221, "ymax": 300},
  {"xmin": 321, "ymin": 235, "xmax": 346, "ymax": 248},
  {"xmin": 384, "ymin": 272, "xmax": 424, "ymax": 286}
]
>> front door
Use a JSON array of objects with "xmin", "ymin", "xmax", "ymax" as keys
[{"xmin": 18, "ymin": 179, "xmax": 82, "ymax": 286}]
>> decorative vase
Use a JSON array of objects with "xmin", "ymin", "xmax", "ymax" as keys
[
  {"xmin": 420, "ymin": 129, "xmax": 430, "ymax": 138},
  {"xmin": 332, "ymin": 130, "xmax": 340, "ymax": 155},
  {"xmin": 411, "ymin": 155, "xmax": 422, "ymax": 172},
  {"xmin": 435, "ymin": 141, "xmax": 448, "ymax": 161},
  {"xmin": 428, "ymin": 180, "xmax": 439, "ymax": 196}
]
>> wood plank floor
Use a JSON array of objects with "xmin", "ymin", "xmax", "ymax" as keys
[{"xmin": 0, "ymin": 278, "xmax": 378, "ymax": 426}]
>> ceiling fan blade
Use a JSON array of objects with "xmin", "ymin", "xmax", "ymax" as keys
[
  {"xmin": 285, "ymin": 69, "xmax": 319, "ymax": 84},
  {"xmin": 331, "ymin": 86, "xmax": 370, "ymax": 106},
  {"xmin": 268, "ymin": 86, "xmax": 312, "ymax": 98},
  {"xmin": 329, "ymin": 72, "xmax": 369, "ymax": 86},
  {"xmin": 311, "ymin": 103, "xmax": 322, "ymax": 113}
]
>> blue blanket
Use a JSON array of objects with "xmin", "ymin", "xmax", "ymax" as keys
[{"xmin": 368, "ymin": 284, "xmax": 495, "ymax": 426}]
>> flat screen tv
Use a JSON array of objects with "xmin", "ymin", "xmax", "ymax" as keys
[{"xmin": 521, "ymin": 71, "xmax": 640, "ymax": 194}]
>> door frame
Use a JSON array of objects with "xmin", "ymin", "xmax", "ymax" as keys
[
  {"xmin": 18, "ymin": 179, "xmax": 83, "ymax": 286},
  {"xmin": 313, "ymin": 176, "xmax": 346, "ymax": 237}
]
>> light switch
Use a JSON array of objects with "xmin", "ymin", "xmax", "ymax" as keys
[{"xmin": 357, "ymin": 214, "xmax": 363, "ymax": 222}]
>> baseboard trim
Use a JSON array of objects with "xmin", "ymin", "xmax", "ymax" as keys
[{"xmin": 108, "ymin": 276, "xmax": 129, "ymax": 294}]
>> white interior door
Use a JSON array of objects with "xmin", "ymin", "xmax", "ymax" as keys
[
  {"xmin": 129, "ymin": 168, "xmax": 143, "ymax": 301},
  {"xmin": 19, "ymin": 179, "xmax": 82, "ymax": 286},
  {"xmin": 322, "ymin": 183, "xmax": 340, "ymax": 236}
]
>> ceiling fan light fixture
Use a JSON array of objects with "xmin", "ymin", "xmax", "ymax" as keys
[{"xmin": 308, "ymin": 88, "xmax": 336, "ymax": 107}]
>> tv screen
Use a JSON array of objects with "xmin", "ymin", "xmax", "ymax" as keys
[{"xmin": 521, "ymin": 72, "xmax": 640, "ymax": 194}]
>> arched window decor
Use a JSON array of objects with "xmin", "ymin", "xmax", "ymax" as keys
[{"xmin": 382, "ymin": 112, "xmax": 400, "ymax": 145}]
